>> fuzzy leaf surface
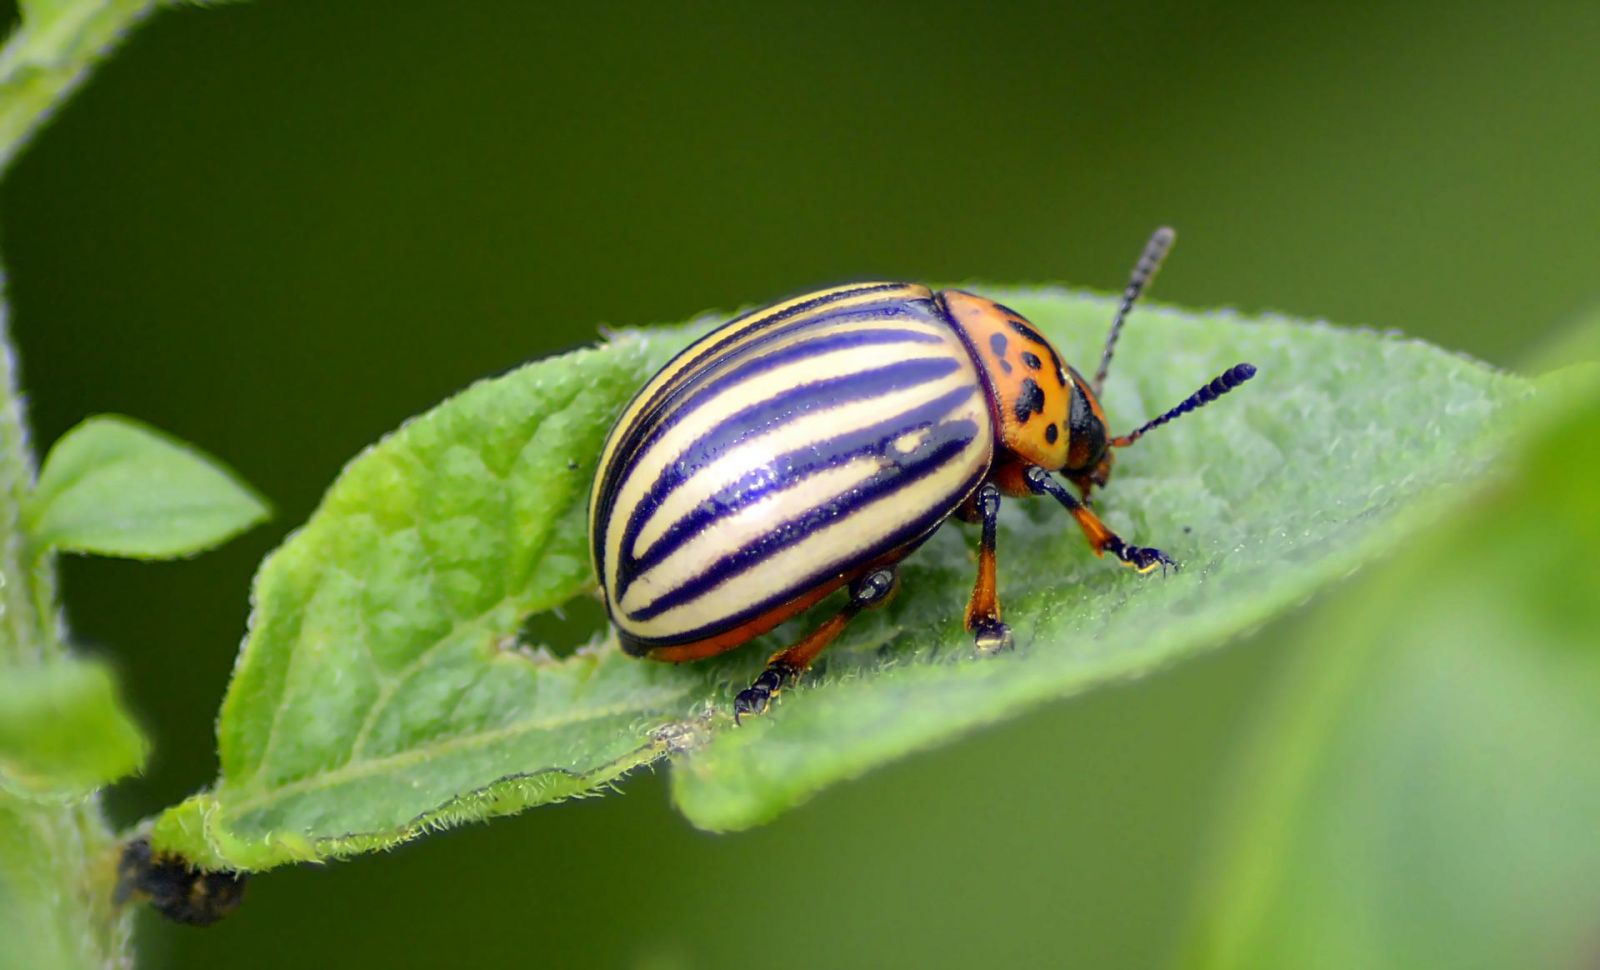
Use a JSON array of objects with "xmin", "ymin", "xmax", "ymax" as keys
[{"xmin": 148, "ymin": 292, "xmax": 1527, "ymax": 868}]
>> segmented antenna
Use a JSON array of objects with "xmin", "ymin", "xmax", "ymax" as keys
[
  {"xmin": 1110, "ymin": 364, "xmax": 1257, "ymax": 448},
  {"xmin": 1093, "ymin": 226, "xmax": 1176, "ymax": 397}
]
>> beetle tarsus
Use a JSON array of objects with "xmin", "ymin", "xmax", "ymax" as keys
[
  {"xmin": 732, "ymin": 688, "xmax": 768, "ymax": 724},
  {"xmin": 733, "ymin": 662, "xmax": 797, "ymax": 724},
  {"xmin": 972, "ymin": 617, "xmax": 1015, "ymax": 655},
  {"xmin": 1109, "ymin": 539, "xmax": 1178, "ymax": 574}
]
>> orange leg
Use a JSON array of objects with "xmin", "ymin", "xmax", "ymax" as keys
[
  {"xmin": 734, "ymin": 567, "xmax": 898, "ymax": 723},
  {"xmin": 1022, "ymin": 465, "xmax": 1176, "ymax": 574},
  {"xmin": 964, "ymin": 482, "xmax": 1014, "ymax": 654}
]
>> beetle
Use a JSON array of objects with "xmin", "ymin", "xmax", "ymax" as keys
[{"xmin": 589, "ymin": 228, "xmax": 1256, "ymax": 720}]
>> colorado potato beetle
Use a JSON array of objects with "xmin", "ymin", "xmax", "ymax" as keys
[{"xmin": 589, "ymin": 229, "xmax": 1256, "ymax": 720}]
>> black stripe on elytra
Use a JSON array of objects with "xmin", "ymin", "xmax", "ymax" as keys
[
  {"xmin": 595, "ymin": 304, "xmax": 936, "ymax": 546},
  {"xmin": 624, "ymin": 306, "xmax": 941, "ymax": 457},
  {"xmin": 622, "ymin": 325, "xmax": 952, "ymax": 491},
  {"xmin": 614, "ymin": 354, "xmax": 963, "ymax": 575},
  {"xmin": 625, "ymin": 418, "xmax": 982, "ymax": 623},
  {"xmin": 625, "ymin": 284, "xmax": 914, "ymax": 434},
  {"xmin": 595, "ymin": 284, "xmax": 916, "ymax": 529},
  {"xmin": 621, "ymin": 454, "xmax": 990, "ymax": 649},
  {"xmin": 1012, "ymin": 377, "xmax": 1045, "ymax": 423},
  {"xmin": 616, "ymin": 383, "xmax": 978, "ymax": 597}
]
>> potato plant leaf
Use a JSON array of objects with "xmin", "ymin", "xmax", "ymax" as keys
[
  {"xmin": 1182, "ymin": 363, "xmax": 1600, "ymax": 970},
  {"xmin": 148, "ymin": 291, "xmax": 1528, "ymax": 870},
  {"xmin": 26, "ymin": 414, "xmax": 269, "ymax": 560},
  {"xmin": 0, "ymin": 659, "xmax": 148, "ymax": 799}
]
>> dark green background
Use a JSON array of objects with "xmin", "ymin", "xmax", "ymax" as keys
[{"xmin": 4, "ymin": 2, "xmax": 1597, "ymax": 966}]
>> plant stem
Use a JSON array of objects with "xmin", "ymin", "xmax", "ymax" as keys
[
  {"xmin": 2, "ymin": 294, "xmax": 135, "ymax": 970},
  {"xmin": 0, "ymin": 298, "xmax": 43, "ymax": 667},
  {"xmin": 1, "ymin": 5, "xmax": 161, "ymax": 968},
  {"xmin": 0, "ymin": 0, "xmax": 157, "ymax": 173}
]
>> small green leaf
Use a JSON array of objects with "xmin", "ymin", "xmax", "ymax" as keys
[
  {"xmin": 151, "ymin": 292, "xmax": 1527, "ymax": 871},
  {"xmin": 26, "ymin": 414, "xmax": 269, "ymax": 560},
  {"xmin": 1182, "ymin": 362, "xmax": 1600, "ymax": 970},
  {"xmin": 0, "ymin": 659, "xmax": 148, "ymax": 799}
]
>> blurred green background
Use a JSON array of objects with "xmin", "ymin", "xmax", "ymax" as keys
[{"xmin": 3, "ymin": 1, "xmax": 1598, "ymax": 966}]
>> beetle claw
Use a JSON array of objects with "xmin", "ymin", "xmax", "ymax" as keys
[
  {"xmin": 1112, "ymin": 540, "xmax": 1178, "ymax": 575},
  {"xmin": 733, "ymin": 688, "xmax": 770, "ymax": 725},
  {"xmin": 972, "ymin": 618, "xmax": 1015, "ymax": 655},
  {"xmin": 733, "ymin": 663, "xmax": 795, "ymax": 724}
]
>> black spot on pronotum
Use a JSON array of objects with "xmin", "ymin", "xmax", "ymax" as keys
[
  {"xmin": 989, "ymin": 333, "xmax": 1008, "ymax": 356},
  {"xmin": 1013, "ymin": 378, "xmax": 1046, "ymax": 423},
  {"xmin": 1007, "ymin": 319, "xmax": 1047, "ymax": 346},
  {"xmin": 999, "ymin": 359, "xmax": 1013, "ymax": 373},
  {"xmin": 1021, "ymin": 351, "xmax": 1042, "ymax": 371},
  {"xmin": 1045, "ymin": 423, "xmax": 1059, "ymax": 444}
]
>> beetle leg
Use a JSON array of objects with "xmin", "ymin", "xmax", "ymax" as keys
[
  {"xmin": 965, "ymin": 482, "xmax": 1014, "ymax": 654},
  {"xmin": 1022, "ymin": 466, "xmax": 1177, "ymax": 574},
  {"xmin": 734, "ymin": 567, "xmax": 898, "ymax": 723}
]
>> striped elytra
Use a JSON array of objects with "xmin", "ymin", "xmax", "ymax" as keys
[
  {"xmin": 590, "ymin": 283, "xmax": 993, "ymax": 657},
  {"xmin": 588, "ymin": 230, "xmax": 1259, "ymax": 719}
]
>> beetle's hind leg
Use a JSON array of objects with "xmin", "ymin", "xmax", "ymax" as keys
[
  {"xmin": 965, "ymin": 482, "xmax": 1015, "ymax": 655},
  {"xmin": 734, "ymin": 567, "xmax": 898, "ymax": 723},
  {"xmin": 1022, "ymin": 466, "xmax": 1176, "ymax": 573}
]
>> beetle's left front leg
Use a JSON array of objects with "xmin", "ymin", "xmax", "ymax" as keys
[
  {"xmin": 965, "ymin": 482, "xmax": 1014, "ymax": 654},
  {"xmin": 1022, "ymin": 465, "xmax": 1176, "ymax": 573}
]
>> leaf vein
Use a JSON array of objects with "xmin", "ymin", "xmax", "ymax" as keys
[{"xmin": 224, "ymin": 688, "xmax": 685, "ymax": 818}]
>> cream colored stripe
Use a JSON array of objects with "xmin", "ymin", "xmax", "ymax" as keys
[
  {"xmin": 608, "ymin": 288, "xmax": 936, "ymax": 459},
  {"xmin": 590, "ymin": 283, "xmax": 926, "ymax": 532},
  {"xmin": 619, "ymin": 398, "xmax": 993, "ymax": 640},
  {"xmin": 602, "ymin": 332, "xmax": 958, "ymax": 594},
  {"xmin": 629, "ymin": 367, "xmax": 974, "ymax": 559}
]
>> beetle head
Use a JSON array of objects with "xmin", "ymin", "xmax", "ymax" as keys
[{"xmin": 1061, "ymin": 367, "xmax": 1114, "ymax": 491}]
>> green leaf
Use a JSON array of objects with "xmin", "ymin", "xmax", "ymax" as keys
[
  {"xmin": 0, "ymin": 659, "xmax": 148, "ymax": 799},
  {"xmin": 26, "ymin": 414, "xmax": 269, "ymax": 560},
  {"xmin": 150, "ymin": 291, "xmax": 1528, "ymax": 870},
  {"xmin": 1182, "ymin": 362, "xmax": 1600, "ymax": 970}
]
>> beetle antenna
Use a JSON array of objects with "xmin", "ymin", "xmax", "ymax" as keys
[
  {"xmin": 1093, "ymin": 226, "xmax": 1176, "ymax": 397},
  {"xmin": 1111, "ymin": 363, "xmax": 1257, "ymax": 448}
]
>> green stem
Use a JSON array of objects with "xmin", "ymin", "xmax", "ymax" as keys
[
  {"xmin": 0, "ymin": 5, "xmax": 162, "ymax": 968},
  {"xmin": 0, "ymin": 0, "xmax": 157, "ymax": 173},
  {"xmin": 1, "ymin": 295, "xmax": 134, "ymax": 970},
  {"xmin": 0, "ymin": 298, "xmax": 43, "ymax": 667}
]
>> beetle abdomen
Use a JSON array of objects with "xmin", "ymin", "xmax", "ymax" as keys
[{"xmin": 590, "ymin": 283, "xmax": 995, "ymax": 654}]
